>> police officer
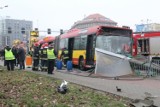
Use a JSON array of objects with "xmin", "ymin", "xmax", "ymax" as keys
[
  {"xmin": 41, "ymin": 43, "xmax": 48, "ymax": 71},
  {"xmin": 61, "ymin": 47, "xmax": 69, "ymax": 67},
  {"xmin": 47, "ymin": 44, "xmax": 56, "ymax": 74},
  {"xmin": 4, "ymin": 45, "xmax": 15, "ymax": 71},
  {"xmin": 32, "ymin": 43, "xmax": 40, "ymax": 71}
]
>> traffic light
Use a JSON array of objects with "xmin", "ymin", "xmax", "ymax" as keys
[
  {"xmin": 60, "ymin": 29, "xmax": 63, "ymax": 35},
  {"xmin": 30, "ymin": 31, "xmax": 39, "ymax": 37},
  {"xmin": 35, "ymin": 28, "xmax": 38, "ymax": 31},
  {"xmin": 47, "ymin": 28, "xmax": 51, "ymax": 34}
]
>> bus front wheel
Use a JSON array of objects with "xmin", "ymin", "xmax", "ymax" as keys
[{"xmin": 79, "ymin": 57, "xmax": 85, "ymax": 71}]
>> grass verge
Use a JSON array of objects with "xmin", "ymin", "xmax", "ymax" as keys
[{"xmin": 0, "ymin": 66, "xmax": 129, "ymax": 107}]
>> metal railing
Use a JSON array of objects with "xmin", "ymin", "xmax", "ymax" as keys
[{"xmin": 130, "ymin": 58, "xmax": 160, "ymax": 77}]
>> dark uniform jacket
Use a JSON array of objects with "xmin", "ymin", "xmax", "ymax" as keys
[
  {"xmin": 41, "ymin": 48, "xmax": 48, "ymax": 60},
  {"xmin": 61, "ymin": 49, "xmax": 69, "ymax": 59},
  {"xmin": 17, "ymin": 47, "xmax": 26, "ymax": 61},
  {"xmin": 33, "ymin": 47, "xmax": 39, "ymax": 58}
]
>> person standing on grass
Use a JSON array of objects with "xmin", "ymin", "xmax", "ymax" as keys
[
  {"xmin": 4, "ymin": 45, "xmax": 15, "ymax": 71},
  {"xmin": 32, "ymin": 43, "xmax": 40, "ymax": 71},
  {"xmin": 12, "ymin": 45, "xmax": 18, "ymax": 66},
  {"xmin": 1, "ymin": 46, "xmax": 7, "ymax": 66},
  {"xmin": 17, "ymin": 44, "xmax": 26, "ymax": 70},
  {"xmin": 47, "ymin": 44, "xmax": 56, "ymax": 74}
]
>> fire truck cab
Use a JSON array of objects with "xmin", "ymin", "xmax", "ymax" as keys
[{"xmin": 133, "ymin": 31, "xmax": 160, "ymax": 60}]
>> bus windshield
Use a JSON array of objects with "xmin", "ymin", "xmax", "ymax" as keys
[{"xmin": 96, "ymin": 35, "xmax": 131, "ymax": 56}]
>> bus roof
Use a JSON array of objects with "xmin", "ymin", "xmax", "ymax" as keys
[
  {"xmin": 37, "ymin": 39, "xmax": 44, "ymax": 44},
  {"xmin": 60, "ymin": 26, "xmax": 132, "ymax": 39},
  {"xmin": 43, "ymin": 36, "xmax": 56, "ymax": 43}
]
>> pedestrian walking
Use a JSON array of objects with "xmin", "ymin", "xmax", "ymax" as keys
[{"xmin": 47, "ymin": 44, "xmax": 56, "ymax": 74}]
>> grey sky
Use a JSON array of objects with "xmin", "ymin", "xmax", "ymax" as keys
[{"xmin": 1, "ymin": 0, "xmax": 160, "ymax": 32}]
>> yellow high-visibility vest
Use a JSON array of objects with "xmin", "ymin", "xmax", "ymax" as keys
[
  {"xmin": 47, "ymin": 49, "xmax": 56, "ymax": 59},
  {"xmin": 5, "ymin": 49, "xmax": 15, "ymax": 60}
]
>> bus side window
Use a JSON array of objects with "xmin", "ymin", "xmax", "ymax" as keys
[
  {"xmin": 73, "ymin": 37, "xmax": 80, "ymax": 50},
  {"xmin": 80, "ymin": 35, "xmax": 87, "ymax": 50}
]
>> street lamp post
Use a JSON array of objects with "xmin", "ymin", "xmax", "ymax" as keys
[
  {"xmin": 0, "ymin": 5, "xmax": 8, "ymax": 46},
  {"xmin": 0, "ymin": 5, "xmax": 8, "ymax": 9}
]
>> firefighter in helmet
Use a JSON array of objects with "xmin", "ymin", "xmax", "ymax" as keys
[
  {"xmin": 40, "ymin": 43, "xmax": 48, "ymax": 71},
  {"xmin": 32, "ymin": 42, "xmax": 40, "ymax": 71},
  {"xmin": 60, "ymin": 47, "xmax": 69, "ymax": 67}
]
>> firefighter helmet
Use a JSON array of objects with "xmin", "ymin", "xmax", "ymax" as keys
[
  {"xmin": 44, "ymin": 43, "xmax": 48, "ymax": 47},
  {"xmin": 49, "ymin": 44, "xmax": 54, "ymax": 48},
  {"xmin": 34, "ymin": 42, "xmax": 40, "ymax": 47}
]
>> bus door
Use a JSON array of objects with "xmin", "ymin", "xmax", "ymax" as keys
[
  {"xmin": 68, "ymin": 38, "xmax": 74, "ymax": 60},
  {"xmin": 86, "ymin": 35, "xmax": 96, "ymax": 65},
  {"xmin": 54, "ymin": 36, "xmax": 60, "ymax": 54}
]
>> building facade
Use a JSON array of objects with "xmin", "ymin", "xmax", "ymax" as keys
[
  {"xmin": 0, "ymin": 18, "xmax": 32, "ymax": 47},
  {"xmin": 71, "ymin": 13, "xmax": 117, "ymax": 29}
]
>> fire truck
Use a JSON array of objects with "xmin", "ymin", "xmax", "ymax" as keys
[{"xmin": 133, "ymin": 31, "xmax": 160, "ymax": 60}]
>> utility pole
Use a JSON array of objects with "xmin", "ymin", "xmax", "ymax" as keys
[
  {"xmin": 0, "ymin": 5, "xmax": 8, "ymax": 46},
  {"xmin": 0, "ymin": 5, "xmax": 8, "ymax": 9}
]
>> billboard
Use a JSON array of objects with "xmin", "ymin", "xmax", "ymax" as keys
[
  {"xmin": 136, "ymin": 24, "xmax": 148, "ymax": 32},
  {"xmin": 136, "ymin": 23, "xmax": 160, "ymax": 32}
]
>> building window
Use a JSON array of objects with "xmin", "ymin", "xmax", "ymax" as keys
[
  {"xmin": 8, "ymin": 27, "xmax": 12, "ymax": 34},
  {"xmin": 21, "ymin": 28, "xmax": 25, "ymax": 34}
]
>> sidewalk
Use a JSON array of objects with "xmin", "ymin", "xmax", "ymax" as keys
[{"xmin": 0, "ymin": 60, "xmax": 160, "ymax": 106}]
